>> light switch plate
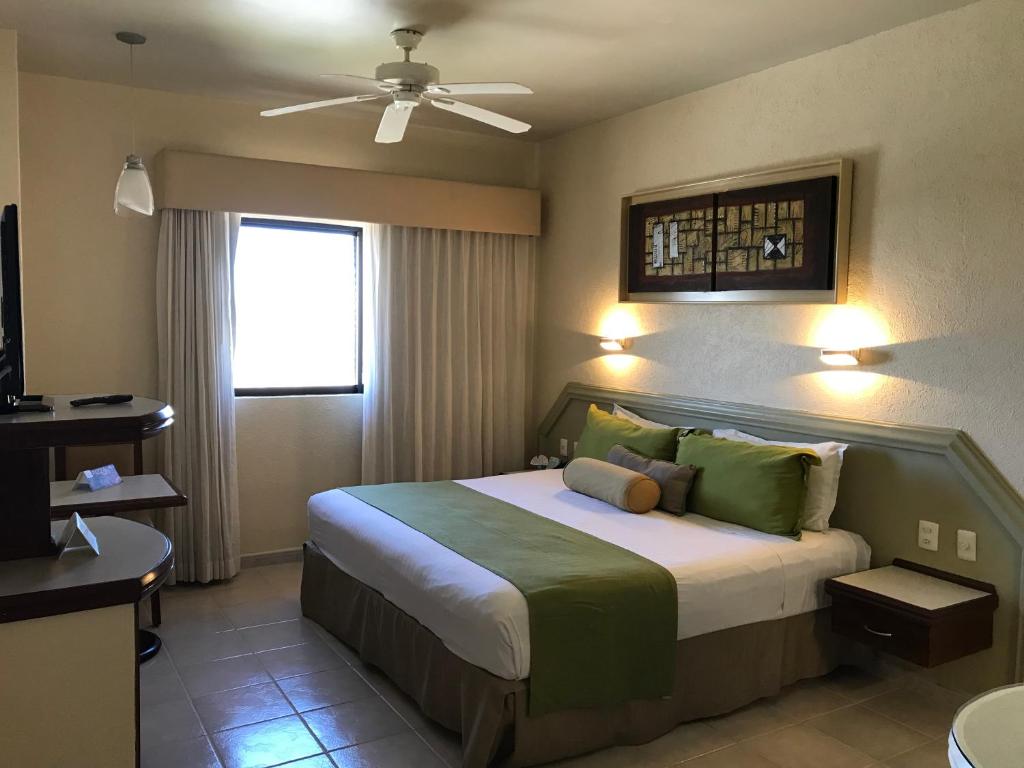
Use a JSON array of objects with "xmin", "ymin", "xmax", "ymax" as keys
[
  {"xmin": 559, "ymin": 438, "xmax": 569, "ymax": 457},
  {"xmin": 957, "ymin": 529, "xmax": 977, "ymax": 562},
  {"xmin": 918, "ymin": 520, "xmax": 939, "ymax": 552}
]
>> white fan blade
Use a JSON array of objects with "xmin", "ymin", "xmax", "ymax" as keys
[
  {"xmin": 375, "ymin": 102, "xmax": 414, "ymax": 143},
  {"xmin": 430, "ymin": 98, "xmax": 530, "ymax": 134},
  {"xmin": 428, "ymin": 82, "xmax": 532, "ymax": 96},
  {"xmin": 261, "ymin": 94, "xmax": 380, "ymax": 117},
  {"xmin": 320, "ymin": 73, "xmax": 392, "ymax": 89}
]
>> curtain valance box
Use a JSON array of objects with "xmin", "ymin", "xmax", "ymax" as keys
[{"xmin": 154, "ymin": 150, "xmax": 541, "ymax": 236}]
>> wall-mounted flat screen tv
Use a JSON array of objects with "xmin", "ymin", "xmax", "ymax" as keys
[{"xmin": 0, "ymin": 203, "xmax": 25, "ymax": 398}]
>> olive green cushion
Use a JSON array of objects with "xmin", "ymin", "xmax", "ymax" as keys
[
  {"xmin": 576, "ymin": 404, "xmax": 680, "ymax": 462},
  {"xmin": 675, "ymin": 433, "xmax": 821, "ymax": 538}
]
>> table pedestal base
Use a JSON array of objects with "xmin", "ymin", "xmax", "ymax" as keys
[{"xmin": 139, "ymin": 629, "xmax": 162, "ymax": 663}]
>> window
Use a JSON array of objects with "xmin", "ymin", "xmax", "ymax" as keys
[{"xmin": 233, "ymin": 218, "xmax": 362, "ymax": 396}]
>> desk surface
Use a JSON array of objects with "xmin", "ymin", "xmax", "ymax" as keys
[
  {"xmin": 0, "ymin": 516, "xmax": 173, "ymax": 623},
  {"xmin": 0, "ymin": 395, "xmax": 173, "ymax": 449}
]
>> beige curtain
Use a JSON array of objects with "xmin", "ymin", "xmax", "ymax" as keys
[
  {"xmin": 155, "ymin": 209, "xmax": 241, "ymax": 582},
  {"xmin": 362, "ymin": 224, "xmax": 536, "ymax": 483}
]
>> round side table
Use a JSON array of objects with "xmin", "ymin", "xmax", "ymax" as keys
[{"xmin": 948, "ymin": 683, "xmax": 1024, "ymax": 767}]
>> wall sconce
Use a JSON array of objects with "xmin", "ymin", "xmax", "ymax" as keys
[
  {"xmin": 600, "ymin": 337, "xmax": 631, "ymax": 352},
  {"xmin": 819, "ymin": 348, "xmax": 861, "ymax": 367}
]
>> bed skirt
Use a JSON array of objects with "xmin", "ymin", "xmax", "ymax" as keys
[{"xmin": 301, "ymin": 540, "xmax": 841, "ymax": 768}]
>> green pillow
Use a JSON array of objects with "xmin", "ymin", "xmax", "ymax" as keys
[
  {"xmin": 575, "ymin": 404, "xmax": 680, "ymax": 462},
  {"xmin": 676, "ymin": 433, "xmax": 821, "ymax": 538}
]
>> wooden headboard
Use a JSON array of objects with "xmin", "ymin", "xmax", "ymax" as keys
[{"xmin": 538, "ymin": 382, "xmax": 1024, "ymax": 693}]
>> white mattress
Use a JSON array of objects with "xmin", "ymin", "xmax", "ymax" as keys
[{"xmin": 308, "ymin": 469, "xmax": 870, "ymax": 681}]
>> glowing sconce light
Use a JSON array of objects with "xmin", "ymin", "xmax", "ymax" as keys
[
  {"xmin": 599, "ymin": 337, "xmax": 631, "ymax": 352},
  {"xmin": 819, "ymin": 348, "xmax": 861, "ymax": 367}
]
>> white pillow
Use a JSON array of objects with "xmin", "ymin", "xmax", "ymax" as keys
[
  {"xmin": 712, "ymin": 428, "xmax": 847, "ymax": 531},
  {"xmin": 613, "ymin": 403, "xmax": 696, "ymax": 432}
]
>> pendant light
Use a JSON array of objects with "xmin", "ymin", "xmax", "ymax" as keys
[{"xmin": 113, "ymin": 31, "xmax": 154, "ymax": 217}]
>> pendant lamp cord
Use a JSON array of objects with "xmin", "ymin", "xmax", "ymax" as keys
[{"xmin": 129, "ymin": 42, "xmax": 136, "ymax": 155}]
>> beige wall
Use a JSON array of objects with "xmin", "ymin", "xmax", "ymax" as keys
[
  {"xmin": 18, "ymin": 72, "xmax": 538, "ymax": 556},
  {"xmin": 536, "ymin": 0, "xmax": 1024, "ymax": 518},
  {"xmin": 0, "ymin": 30, "xmax": 19, "ymax": 205}
]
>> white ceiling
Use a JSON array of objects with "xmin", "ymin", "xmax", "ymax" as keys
[{"xmin": 0, "ymin": 0, "xmax": 976, "ymax": 140}]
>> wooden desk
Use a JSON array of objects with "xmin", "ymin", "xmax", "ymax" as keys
[
  {"xmin": 0, "ymin": 517, "xmax": 173, "ymax": 768},
  {"xmin": 0, "ymin": 395, "xmax": 174, "ymax": 560}
]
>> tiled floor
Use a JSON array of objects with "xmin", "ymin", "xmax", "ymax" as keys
[{"xmin": 145, "ymin": 563, "xmax": 965, "ymax": 768}]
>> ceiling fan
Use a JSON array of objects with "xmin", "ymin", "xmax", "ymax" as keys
[{"xmin": 260, "ymin": 29, "xmax": 532, "ymax": 143}]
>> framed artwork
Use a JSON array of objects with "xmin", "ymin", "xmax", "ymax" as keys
[{"xmin": 621, "ymin": 159, "xmax": 852, "ymax": 303}]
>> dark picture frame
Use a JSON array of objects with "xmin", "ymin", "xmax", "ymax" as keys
[{"xmin": 620, "ymin": 159, "xmax": 851, "ymax": 304}]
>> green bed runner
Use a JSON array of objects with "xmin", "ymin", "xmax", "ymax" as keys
[{"xmin": 343, "ymin": 481, "xmax": 677, "ymax": 716}]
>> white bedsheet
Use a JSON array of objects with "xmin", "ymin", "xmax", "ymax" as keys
[{"xmin": 308, "ymin": 470, "xmax": 870, "ymax": 681}]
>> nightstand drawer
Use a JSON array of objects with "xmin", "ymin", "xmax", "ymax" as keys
[{"xmin": 830, "ymin": 593, "xmax": 932, "ymax": 665}]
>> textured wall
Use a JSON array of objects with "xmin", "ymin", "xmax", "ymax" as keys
[
  {"xmin": 18, "ymin": 72, "xmax": 538, "ymax": 556},
  {"xmin": 536, "ymin": 0, "xmax": 1024, "ymax": 503},
  {"xmin": 0, "ymin": 30, "xmax": 19, "ymax": 205}
]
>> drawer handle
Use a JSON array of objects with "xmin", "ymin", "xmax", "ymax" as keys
[{"xmin": 863, "ymin": 624, "xmax": 894, "ymax": 638}]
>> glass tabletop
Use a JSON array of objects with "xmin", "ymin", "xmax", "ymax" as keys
[{"xmin": 950, "ymin": 683, "xmax": 1024, "ymax": 768}]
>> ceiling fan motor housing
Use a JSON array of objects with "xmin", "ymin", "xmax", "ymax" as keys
[{"xmin": 375, "ymin": 61, "xmax": 440, "ymax": 91}]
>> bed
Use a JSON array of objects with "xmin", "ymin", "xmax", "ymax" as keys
[{"xmin": 301, "ymin": 469, "xmax": 870, "ymax": 767}]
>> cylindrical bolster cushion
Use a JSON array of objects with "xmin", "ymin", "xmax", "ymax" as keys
[{"xmin": 562, "ymin": 457, "xmax": 661, "ymax": 514}]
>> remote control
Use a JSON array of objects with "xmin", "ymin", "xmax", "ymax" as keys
[{"xmin": 69, "ymin": 394, "xmax": 134, "ymax": 407}]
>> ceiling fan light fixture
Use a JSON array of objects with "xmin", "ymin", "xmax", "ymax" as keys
[{"xmin": 260, "ymin": 30, "xmax": 532, "ymax": 142}]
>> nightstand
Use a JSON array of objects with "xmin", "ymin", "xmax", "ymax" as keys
[{"xmin": 824, "ymin": 559, "xmax": 997, "ymax": 667}]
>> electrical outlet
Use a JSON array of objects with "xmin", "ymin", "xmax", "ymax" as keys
[
  {"xmin": 559, "ymin": 438, "xmax": 568, "ymax": 457},
  {"xmin": 918, "ymin": 520, "xmax": 939, "ymax": 552},
  {"xmin": 957, "ymin": 529, "xmax": 977, "ymax": 562},
  {"xmin": 573, "ymin": 441, "xmax": 579, "ymax": 457}
]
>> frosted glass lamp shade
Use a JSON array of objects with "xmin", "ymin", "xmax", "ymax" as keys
[{"xmin": 114, "ymin": 154, "xmax": 154, "ymax": 216}]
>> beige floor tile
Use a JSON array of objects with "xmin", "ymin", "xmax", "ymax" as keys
[
  {"xmin": 240, "ymin": 618, "xmax": 322, "ymax": 653},
  {"xmin": 226, "ymin": 597, "xmax": 303, "ymax": 629},
  {"xmin": 744, "ymin": 723, "xmax": 874, "ymax": 768},
  {"xmin": 207, "ymin": 570, "xmax": 279, "ymax": 607},
  {"xmin": 884, "ymin": 739, "xmax": 951, "ymax": 768},
  {"xmin": 821, "ymin": 665, "xmax": 908, "ymax": 703},
  {"xmin": 278, "ymin": 667, "xmax": 375, "ymax": 712},
  {"xmin": 165, "ymin": 628, "xmax": 251, "ymax": 666},
  {"xmin": 771, "ymin": 678, "xmax": 854, "ymax": 721},
  {"xmin": 192, "ymin": 682, "xmax": 294, "ymax": 733},
  {"xmin": 413, "ymin": 718, "xmax": 463, "ymax": 768},
  {"xmin": 258, "ymin": 638, "xmax": 345, "ymax": 680},
  {"xmin": 275, "ymin": 756, "xmax": 334, "ymax": 768},
  {"xmin": 179, "ymin": 654, "xmax": 273, "ymax": 698},
  {"xmin": 706, "ymin": 699, "xmax": 796, "ymax": 741},
  {"xmin": 680, "ymin": 743, "xmax": 778, "ymax": 767},
  {"xmin": 628, "ymin": 721, "xmax": 734, "ymax": 765},
  {"xmin": 301, "ymin": 697, "xmax": 409, "ymax": 752},
  {"xmin": 140, "ymin": 697, "xmax": 206, "ymax": 747},
  {"xmin": 331, "ymin": 731, "xmax": 447, "ymax": 768},
  {"xmin": 141, "ymin": 735, "xmax": 222, "ymax": 768},
  {"xmin": 210, "ymin": 714, "xmax": 322, "ymax": 768},
  {"xmin": 863, "ymin": 685, "xmax": 961, "ymax": 739},
  {"xmin": 807, "ymin": 704, "xmax": 930, "ymax": 761},
  {"xmin": 547, "ymin": 745, "xmax": 655, "ymax": 767},
  {"xmin": 256, "ymin": 562, "xmax": 303, "ymax": 591}
]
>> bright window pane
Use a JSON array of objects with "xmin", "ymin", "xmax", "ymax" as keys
[{"xmin": 233, "ymin": 221, "xmax": 360, "ymax": 391}]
